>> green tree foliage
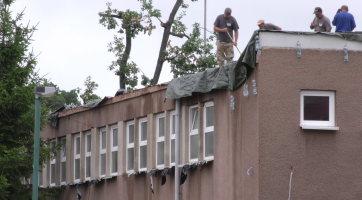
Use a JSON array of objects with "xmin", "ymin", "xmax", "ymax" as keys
[
  {"xmin": 41, "ymin": 79, "xmax": 82, "ymax": 109},
  {"xmin": 164, "ymin": 23, "xmax": 217, "ymax": 78},
  {"xmin": 80, "ymin": 76, "xmax": 101, "ymax": 104},
  {"xmin": 99, "ymin": 1, "xmax": 161, "ymax": 91},
  {"xmin": 0, "ymin": 1, "xmax": 65, "ymax": 199},
  {"xmin": 100, "ymin": 0, "xmax": 217, "ymax": 88}
]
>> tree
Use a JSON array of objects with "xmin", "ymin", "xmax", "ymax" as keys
[
  {"xmin": 99, "ymin": 0, "xmax": 160, "ymax": 91},
  {"xmin": 0, "ymin": 1, "xmax": 65, "ymax": 199},
  {"xmin": 99, "ymin": 0, "xmax": 217, "ymax": 89},
  {"xmin": 41, "ymin": 79, "xmax": 81, "ymax": 109},
  {"xmin": 80, "ymin": 76, "xmax": 101, "ymax": 104}
]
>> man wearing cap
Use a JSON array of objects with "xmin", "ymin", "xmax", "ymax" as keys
[
  {"xmin": 332, "ymin": 5, "xmax": 356, "ymax": 32},
  {"xmin": 257, "ymin": 20, "xmax": 282, "ymax": 31},
  {"xmin": 213, "ymin": 8, "xmax": 239, "ymax": 66},
  {"xmin": 310, "ymin": 7, "xmax": 332, "ymax": 32}
]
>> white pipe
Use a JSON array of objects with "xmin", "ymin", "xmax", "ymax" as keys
[{"xmin": 175, "ymin": 99, "xmax": 181, "ymax": 200}]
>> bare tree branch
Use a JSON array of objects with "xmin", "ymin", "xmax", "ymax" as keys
[
  {"xmin": 98, "ymin": 12, "xmax": 122, "ymax": 19},
  {"xmin": 170, "ymin": 32, "xmax": 190, "ymax": 39}
]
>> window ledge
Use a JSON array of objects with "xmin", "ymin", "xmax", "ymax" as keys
[{"xmin": 301, "ymin": 125, "xmax": 339, "ymax": 130}]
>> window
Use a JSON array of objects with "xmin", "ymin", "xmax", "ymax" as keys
[
  {"xmin": 38, "ymin": 170, "xmax": 43, "ymax": 187},
  {"xmin": 127, "ymin": 121, "xmax": 135, "ymax": 172},
  {"xmin": 300, "ymin": 91, "xmax": 337, "ymax": 130},
  {"xmin": 85, "ymin": 131, "xmax": 91, "ymax": 179},
  {"xmin": 74, "ymin": 134, "xmax": 80, "ymax": 182},
  {"xmin": 60, "ymin": 137, "xmax": 66, "ymax": 184},
  {"xmin": 50, "ymin": 140, "xmax": 56, "ymax": 186},
  {"xmin": 156, "ymin": 114, "xmax": 165, "ymax": 168},
  {"xmin": 189, "ymin": 105, "xmax": 199, "ymax": 162},
  {"xmin": 170, "ymin": 111, "xmax": 176, "ymax": 165},
  {"xmin": 204, "ymin": 102, "xmax": 214, "ymax": 160},
  {"xmin": 111, "ymin": 125, "xmax": 118, "ymax": 175},
  {"xmin": 100, "ymin": 128, "xmax": 107, "ymax": 177},
  {"xmin": 139, "ymin": 117, "xmax": 147, "ymax": 171}
]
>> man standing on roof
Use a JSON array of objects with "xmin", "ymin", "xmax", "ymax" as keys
[
  {"xmin": 257, "ymin": 20, "xmax": 282, "ymax": 31},
  {"xmin": 332, "ymin": 5, "xmax": 356, "ymax": 32},
  {"xmin": 214, "ymin": 8, "xmax": 239, "ymax": 66},
  {"xmin": 310, "ymin": 7, "xmax": 332, "ymax": 32}
]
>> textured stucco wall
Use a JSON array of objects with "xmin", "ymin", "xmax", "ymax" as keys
[
  {"xmin": 258, "ymin": 48, "xmax": 362, "ymax": 199},
  {"xmin": 44, "ymin": 78, "xmax": 261, "ymax": 199}
]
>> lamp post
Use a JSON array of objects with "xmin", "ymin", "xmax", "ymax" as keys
[{"xmin": 32, "ymin": 86, "xmax": 56, "ymax": 200}]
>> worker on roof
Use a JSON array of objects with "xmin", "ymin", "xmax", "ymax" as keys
[
  {"xmin": 214, "ymin": 8, "xmax": 239, "ymax": 66},
  {"xmin": 256, "ymin": 20, "xmax": 282, "ymax": 31},
  {"xmin": 310, "ymin": 7, "xmax": 332, "ymax": 32},
  {"xmin": 332, "ymin": 5, "xmax": 356, "ymax": 32}
]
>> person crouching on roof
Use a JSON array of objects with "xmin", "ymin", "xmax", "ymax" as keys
[
  {"xmin": 213, "ymin": 8, "xmax": 239, "ymax": 66},
  {"xmin": 257, "ymin": 19, "xmax": 282, "ymax": 31}
]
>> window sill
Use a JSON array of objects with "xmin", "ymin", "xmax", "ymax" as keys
[
  {"xmin": 301, "ymin": 125, "xmax": 339, "ymax": 130},
  {"xmin": 204, "ymin": 157, "xmax": 214, "ymax": 162},
  {"xmin": 156, "ymin": 166, "xmax": 165, "ymax": 170},
  {"xmin": 138, "ymin": 168, "xmax": 147, "ymax": 172}
]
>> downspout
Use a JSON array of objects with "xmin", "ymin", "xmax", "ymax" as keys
[{"xmin": 175, "ymin": 98, "xmax": 181, "ymax": 200}]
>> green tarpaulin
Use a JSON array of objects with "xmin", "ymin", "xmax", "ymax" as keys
[
  {"xmin": 165, "ymin": 31, "xmax": 257, "ymax": 99},
  {"xmin": 165, "ymin": 30, "xmax": 362, "ymax": 99}
]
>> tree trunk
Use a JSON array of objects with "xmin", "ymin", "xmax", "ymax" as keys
[
  {"xmin": 120, "ymin": 32, "xmax": 132, "ymax": 90},
  {"xmin": 150, "ymin": 0, "xmax": 183, "ymax": 85}
]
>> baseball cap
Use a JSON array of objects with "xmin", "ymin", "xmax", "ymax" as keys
[
  {"xmin": 224, "ymin": 8, "xmax": 232, "ymax": 15},
  {"xmin": 256, "ymin": 19, "xmax": 265, "ymax": 25},
  {"xmin": 313, "ymin": 7, "xmax": 322, "ymax": 14}
]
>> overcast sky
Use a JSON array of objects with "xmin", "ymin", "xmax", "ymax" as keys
[{"xmin": 10, "ymin": 0, "xmax": 361, "ymax": 98}]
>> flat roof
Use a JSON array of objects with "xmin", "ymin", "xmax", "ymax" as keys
[{"xmin": 259, "ymin": 31, "xmax": 362, "ymax": 51}]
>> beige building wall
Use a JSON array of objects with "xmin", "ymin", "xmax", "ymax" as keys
[{"xmin": 258, "ymin": 48, "xmax": 362, "ymax": 199}]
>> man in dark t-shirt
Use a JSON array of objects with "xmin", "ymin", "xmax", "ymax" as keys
[{"xmin": 213, "ymin": 8, "xmax": 239, "ymax": 66}]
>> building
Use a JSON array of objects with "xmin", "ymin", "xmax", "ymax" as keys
[{"xmin": 40, "ymin": 30, "xmax": 362, "ymax": 200}]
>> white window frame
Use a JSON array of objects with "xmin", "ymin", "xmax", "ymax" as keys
[
  {"xmin": 110, "ymin": 125, "xmax": 118, "ymax": 176},
  {"xmin": 60, "ymin": 137, "xmax": 66, "ymax": 185},
  {"xmin": 139, "ymin": 117, "xmax": 148, "ymax": 172},
  {"xmin": 50, "ymin": 139, "xmax": 56, "ymax": 186},
  {"xmin": 74, "ymin": 134, "xmax": 80, "ymax": 183},
  {"xmin": 126, "ymin": 121, "xmax": 135, "ymax": 173},
  {"xmin": 156, "ymin": 113, "xmax": 165, "ymax": 169},
  {"xmin": 203, "ymin": 102, "xmax": 214, "ymax": 161},
  {"xmin": 85, "ymin": 131, "xmax": 92, "ymax": 180},
  {"xmin": 170, "ymin": 111, "xmax": 176, "ymax": 166},
  {"xmin": 99, "ymin": 128, "xmax": 107, "ymax": 177},
  {"xmin": 189, "ymin": 105, "xmax": 199, "ymax": 162},
  {"xmin": 300, "ymin": 90, "xmax": 338, "ymax": 130},
  {"xmin": 38, "ymin": 170, "xmax": 43, "ymax": 187}
]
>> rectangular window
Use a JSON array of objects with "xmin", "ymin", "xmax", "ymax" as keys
[
  {"xmin": 300, "ymin": 91, "xmax": 336, "ymax": 129},
  {"xmin": 74, "ymin": 134, "xmax": 80, "ymax": 182},
  {"xmin": 170, "ymin": 111, "xmax": 176, "ymax": 165},
  {"xmin": 50, "ymin": 140, "xmax": 56, "ymax": 186},
  {"xmin": 85, "ymin": 131, "xmax": 91, "ymax": 179},
  {"xmin": 156, "ymin": 114, "xmax": 165, "ymax": 168},
  {"xmin": 100, "ymin": 128, "xmax": 106, "ymax": 177},
  {"xmin": 38, "ymin": 170, "xmax": 43, "ymax": 187},
  {"xmin": 204, "ymin": 102, "xmax": 214, "ymax": 160},
  {"xmin": 189, "ymin": 105, "xmax": 199, "ymax": 162},
  {"xmin": 111, "ymin": 125, "xmax": 118, "ymax": 175},
  {"xmin": 139, "ymin": 117, "xmax": 147, "ymax": 171},
  {"xmin": 60, "ymin": 137, "xmax": 66, "ymax": 184},
  {"xmin": 127, "ymin": 121, "xmax": 135, "ymax": 172}
]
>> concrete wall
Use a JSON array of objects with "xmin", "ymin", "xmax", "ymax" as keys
[{"xmin": 258, "ymin": 48, "xmax": 362, "ymax": 199}]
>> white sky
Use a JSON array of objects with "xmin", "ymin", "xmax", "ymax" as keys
[{"xmin": 10, "ymin": 0, "xmax": 361, "ymax": 97}]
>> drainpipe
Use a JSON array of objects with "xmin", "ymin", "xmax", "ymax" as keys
[{"xmin": 175, "ymin": 98, "xmax": 181, "ymax": 200}]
